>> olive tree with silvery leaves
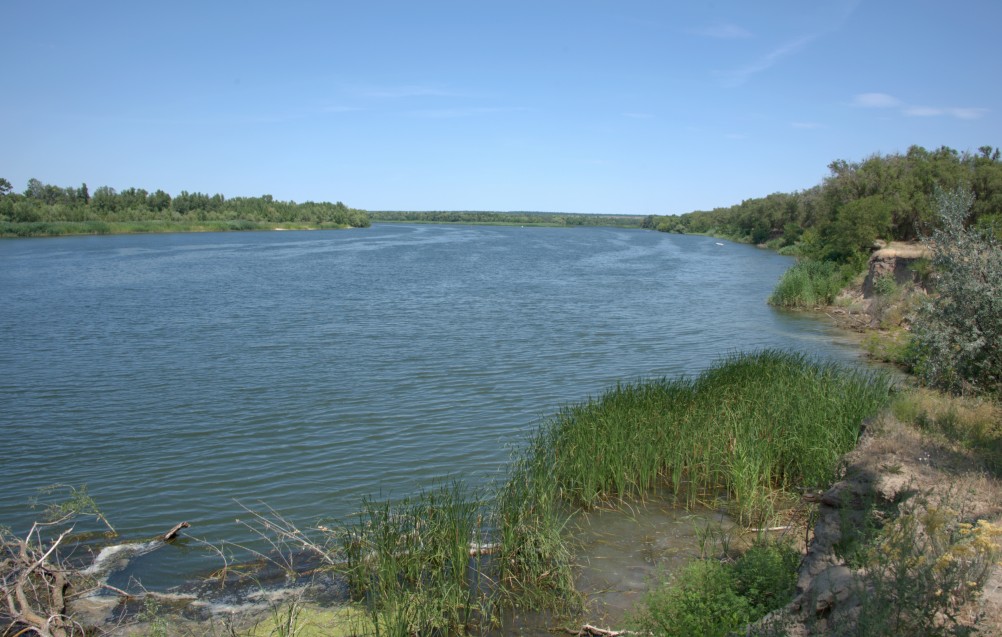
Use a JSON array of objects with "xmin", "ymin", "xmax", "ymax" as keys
[{"xmin": 911, "ymin": 187, "xmax": 1002, "ymax": 395}]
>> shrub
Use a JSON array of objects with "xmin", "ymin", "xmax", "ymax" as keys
[
  {"xmin": 872, "ymin": 273, "xmax": 898, "ymax": 297},
  {"xmin": 632, "ymin": 541, "xmax": 800, "ymax": 637},
  {"xmin": 732, "ymin": 542, "xmax": 801, "ymax": 615},
  {"xmin": 910, "ymin": 188, "xmax": 1002, "ymax": 395},
  {"xmin": 633, "ymin": 560, "xmax": 755, "ymax": 637}
]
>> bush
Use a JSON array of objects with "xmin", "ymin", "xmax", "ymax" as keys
[
  {"xmin": 634, "ymin": 560, "xmax": 755, "ymax": 637},
  {"xmin": 910, "ymin": 188, "xmax": 1002, "ymax": 395},
  {"xmin": 732, "ymin": 542, "xmax": 801, "ymax": 615},
  {"xmin": 872, "ymin": 274, "xmax": 898, "ymax": 297},
  {"xmin": 632, "ymin": 541, "xmax": 800, "ymax": 637}
]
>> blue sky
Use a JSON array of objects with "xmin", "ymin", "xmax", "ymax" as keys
[{"xmin": 3, "ymin": 1, "xmax": 1000, "ymax": 215}]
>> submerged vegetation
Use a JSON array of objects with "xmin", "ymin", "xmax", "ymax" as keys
[{"xmin": 0, "ymin": 177, "xmax": 370, "ymax": 237}]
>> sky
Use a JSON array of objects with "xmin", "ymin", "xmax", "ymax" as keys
[{"xmin": 3, "ymin": 1, "xmax": 1000, "ymax": 215}]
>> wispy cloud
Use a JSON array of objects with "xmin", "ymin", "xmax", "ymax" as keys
[
  {"xmin": 852, "ymin": 92, "xmax": 902, "ymax": 108},
  {"xmin": 904, "ymin": 106, "xmax": 989, "ymax": 120},
  {"xmin": 351, "ymin": 84, "xmax": 475, "ymax": 99},
  {"xmin": 853, "ymin": 92, "xmax": 988, "ymax": 120},
  {"xmin": 712, "ymin": 2, "xmax": 860, "ymax": 88},
  {"xmin": 717, "ymin": 34, "xmax": 817, "ymax": 87},
  {"xmin": 406, "ymin": 106, "xmax": 526, "ymax": 119},
  {"xmin": 691, "ymin": 23, "xmax": 753, "ymax": 39}
]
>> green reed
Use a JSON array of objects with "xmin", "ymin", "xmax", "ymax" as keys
[
  {"xmin": 326, "ymin": 351, "xmax": 890, "ymax": 633},
  {"xmin": 768, "ymin": 259, "xmax": 858, "ymax": 307},
  {"xmin": 521, "ymin": 350, "xmax": 891, "ymax": 524},
  {"xmin": 335, "ymin": 483, "xmax": 495, "ymax": 635}
]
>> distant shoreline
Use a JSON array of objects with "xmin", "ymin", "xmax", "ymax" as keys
[{"xmin": 0, "ymin": 220, "xmax": 360, "ymax": 239}]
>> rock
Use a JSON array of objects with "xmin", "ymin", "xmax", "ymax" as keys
[{"xmin": 862, "ymin": 242, "xmax": 933, "ymax": 298}]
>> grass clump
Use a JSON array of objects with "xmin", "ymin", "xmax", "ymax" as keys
[
  {"xmin": 335, "ymin": 483, "xmax": 494, "ymax": 636},
  {"xmin": 769, "ymin": 259, "xmax": 860, "ymax": 308},
  {"xmin": 631, "ymin": 540, "xmax": 800, "ymax": 637},
  {"xmin": 493, "ymin": 451, "xmax": 579, "ymax": 614},
  {"xmin": 527, "ymin": 350, "xmax": 891, "ymax": 524}
]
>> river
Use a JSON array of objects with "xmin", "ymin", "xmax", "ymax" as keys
[{"xmin": 0, "ymin": 223, "xmax": 863, "ymax": 591}]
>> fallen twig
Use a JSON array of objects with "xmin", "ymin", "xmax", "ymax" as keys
[
  {"xmin": 562, "ymin": 624, "xmax": 650, "ymax": 637},
  {"xmin": 161, "ymin": 522, "xmax": 190, "ymax": 542}
]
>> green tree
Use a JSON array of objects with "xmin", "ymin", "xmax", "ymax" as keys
[
  {"xmin": 90, "ymin": 186, "xmax": 119, "ymax": 213},
  {"xmin": 147, "ymin": 189, "xmax": 171, "ymax": 212},
  {"xmin": 77, "ymin": 182, "xmax": 90, "ymax": 205},
  {"xmin": 818, "ymin": 194, "xmax": 893, "ymax": 261},
  {"xmin": 911, "ymin": 188, "xmax": 1002, "ymax": 394}
]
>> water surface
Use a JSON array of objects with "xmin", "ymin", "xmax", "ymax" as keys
[{"xmin": 0, "ymin": 224, "xmax": 861, "ymax": 589}]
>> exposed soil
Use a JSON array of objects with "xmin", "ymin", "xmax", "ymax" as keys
[
  {"xmin": 773, "ymin": 255, "xmax": 1002, "ymax": 635},
  {"xmin": 774, "ymin": 413, "xmax": 1002, "ymax": 634}
]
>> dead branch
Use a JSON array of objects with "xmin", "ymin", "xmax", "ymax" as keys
[
  {"xmin": 2, "ymin": 524, "xmax": 84, "ymax": 637},
  {"xmin": 160, "ymin": 521, "xmax": 190, "ymax": 542},
  {"xmin": 563, "ymin": 624, "xmax": 650, "ymax": 637}
]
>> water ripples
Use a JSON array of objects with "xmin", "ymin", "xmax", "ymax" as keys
[{"xmin": 0, "ymin": 224, "xmax": 864, "ymax": 588}]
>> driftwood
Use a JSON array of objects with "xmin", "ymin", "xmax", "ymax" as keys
[
  {"xmin": 564, "ymin": 624, "xmax": 649, "ymax": 637},
  {"xmin": 161, "ymin": 521, "xmax": 190, "ymax": 542},
  {"xmin": 1, "ymin": 522, "xmax": 83, "ymax": 637},
  {"xmin": 747, "ymin": 525, "xmax": 793, "ymax": 533}
]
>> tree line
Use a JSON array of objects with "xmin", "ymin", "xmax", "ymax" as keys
[
  {"xmin": 0, "ymin": 177, "xmax": 370, "ymax": 230},
  {"xmin": 642, "ymin": 145, "xmax": 1002, "ymax": 262}
]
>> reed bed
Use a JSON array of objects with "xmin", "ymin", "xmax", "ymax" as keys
[
  {"xmin": 520, "ymin": 350, "xmax": 891, "ymax": 524},
  {"xmin": 335, "ymin": 483, "xmax": 494, "ymax": 635},
  {"xmin": 325, "ymin": 351, "xmax": 890, "ymax": 632},
  {"xmin": 768, "ymin": 259, "xmax": 858, "ymax": 307}
]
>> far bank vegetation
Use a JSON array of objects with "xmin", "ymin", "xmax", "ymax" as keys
[{"xmin": 0, "ymin": 177, "xmax": 370, "ymax": 237}]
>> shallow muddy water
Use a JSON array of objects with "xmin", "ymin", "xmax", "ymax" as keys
[{"xmin": 494, "ymin": 499, "xmax": 739, "ymax": 634}]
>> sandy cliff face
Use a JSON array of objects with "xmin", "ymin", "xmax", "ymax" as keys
[{"xmin": 862, "ymin": 242, "xmax": 933, "ymax": 298}]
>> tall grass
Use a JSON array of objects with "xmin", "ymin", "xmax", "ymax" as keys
[
  {"xmin": 321, "ymin": 351, "xmax": 890, "ymax": 633},
  {"xmin": 521, "ymin": 350, "xmax": 891, "ymax": 524},
  {"xmin": 335, "ymin": 483, "xmax": 493, "ymax": 636},
  {"xmin": 769, "ymin": 259, "xmax": 859, "ymax": 308}
]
